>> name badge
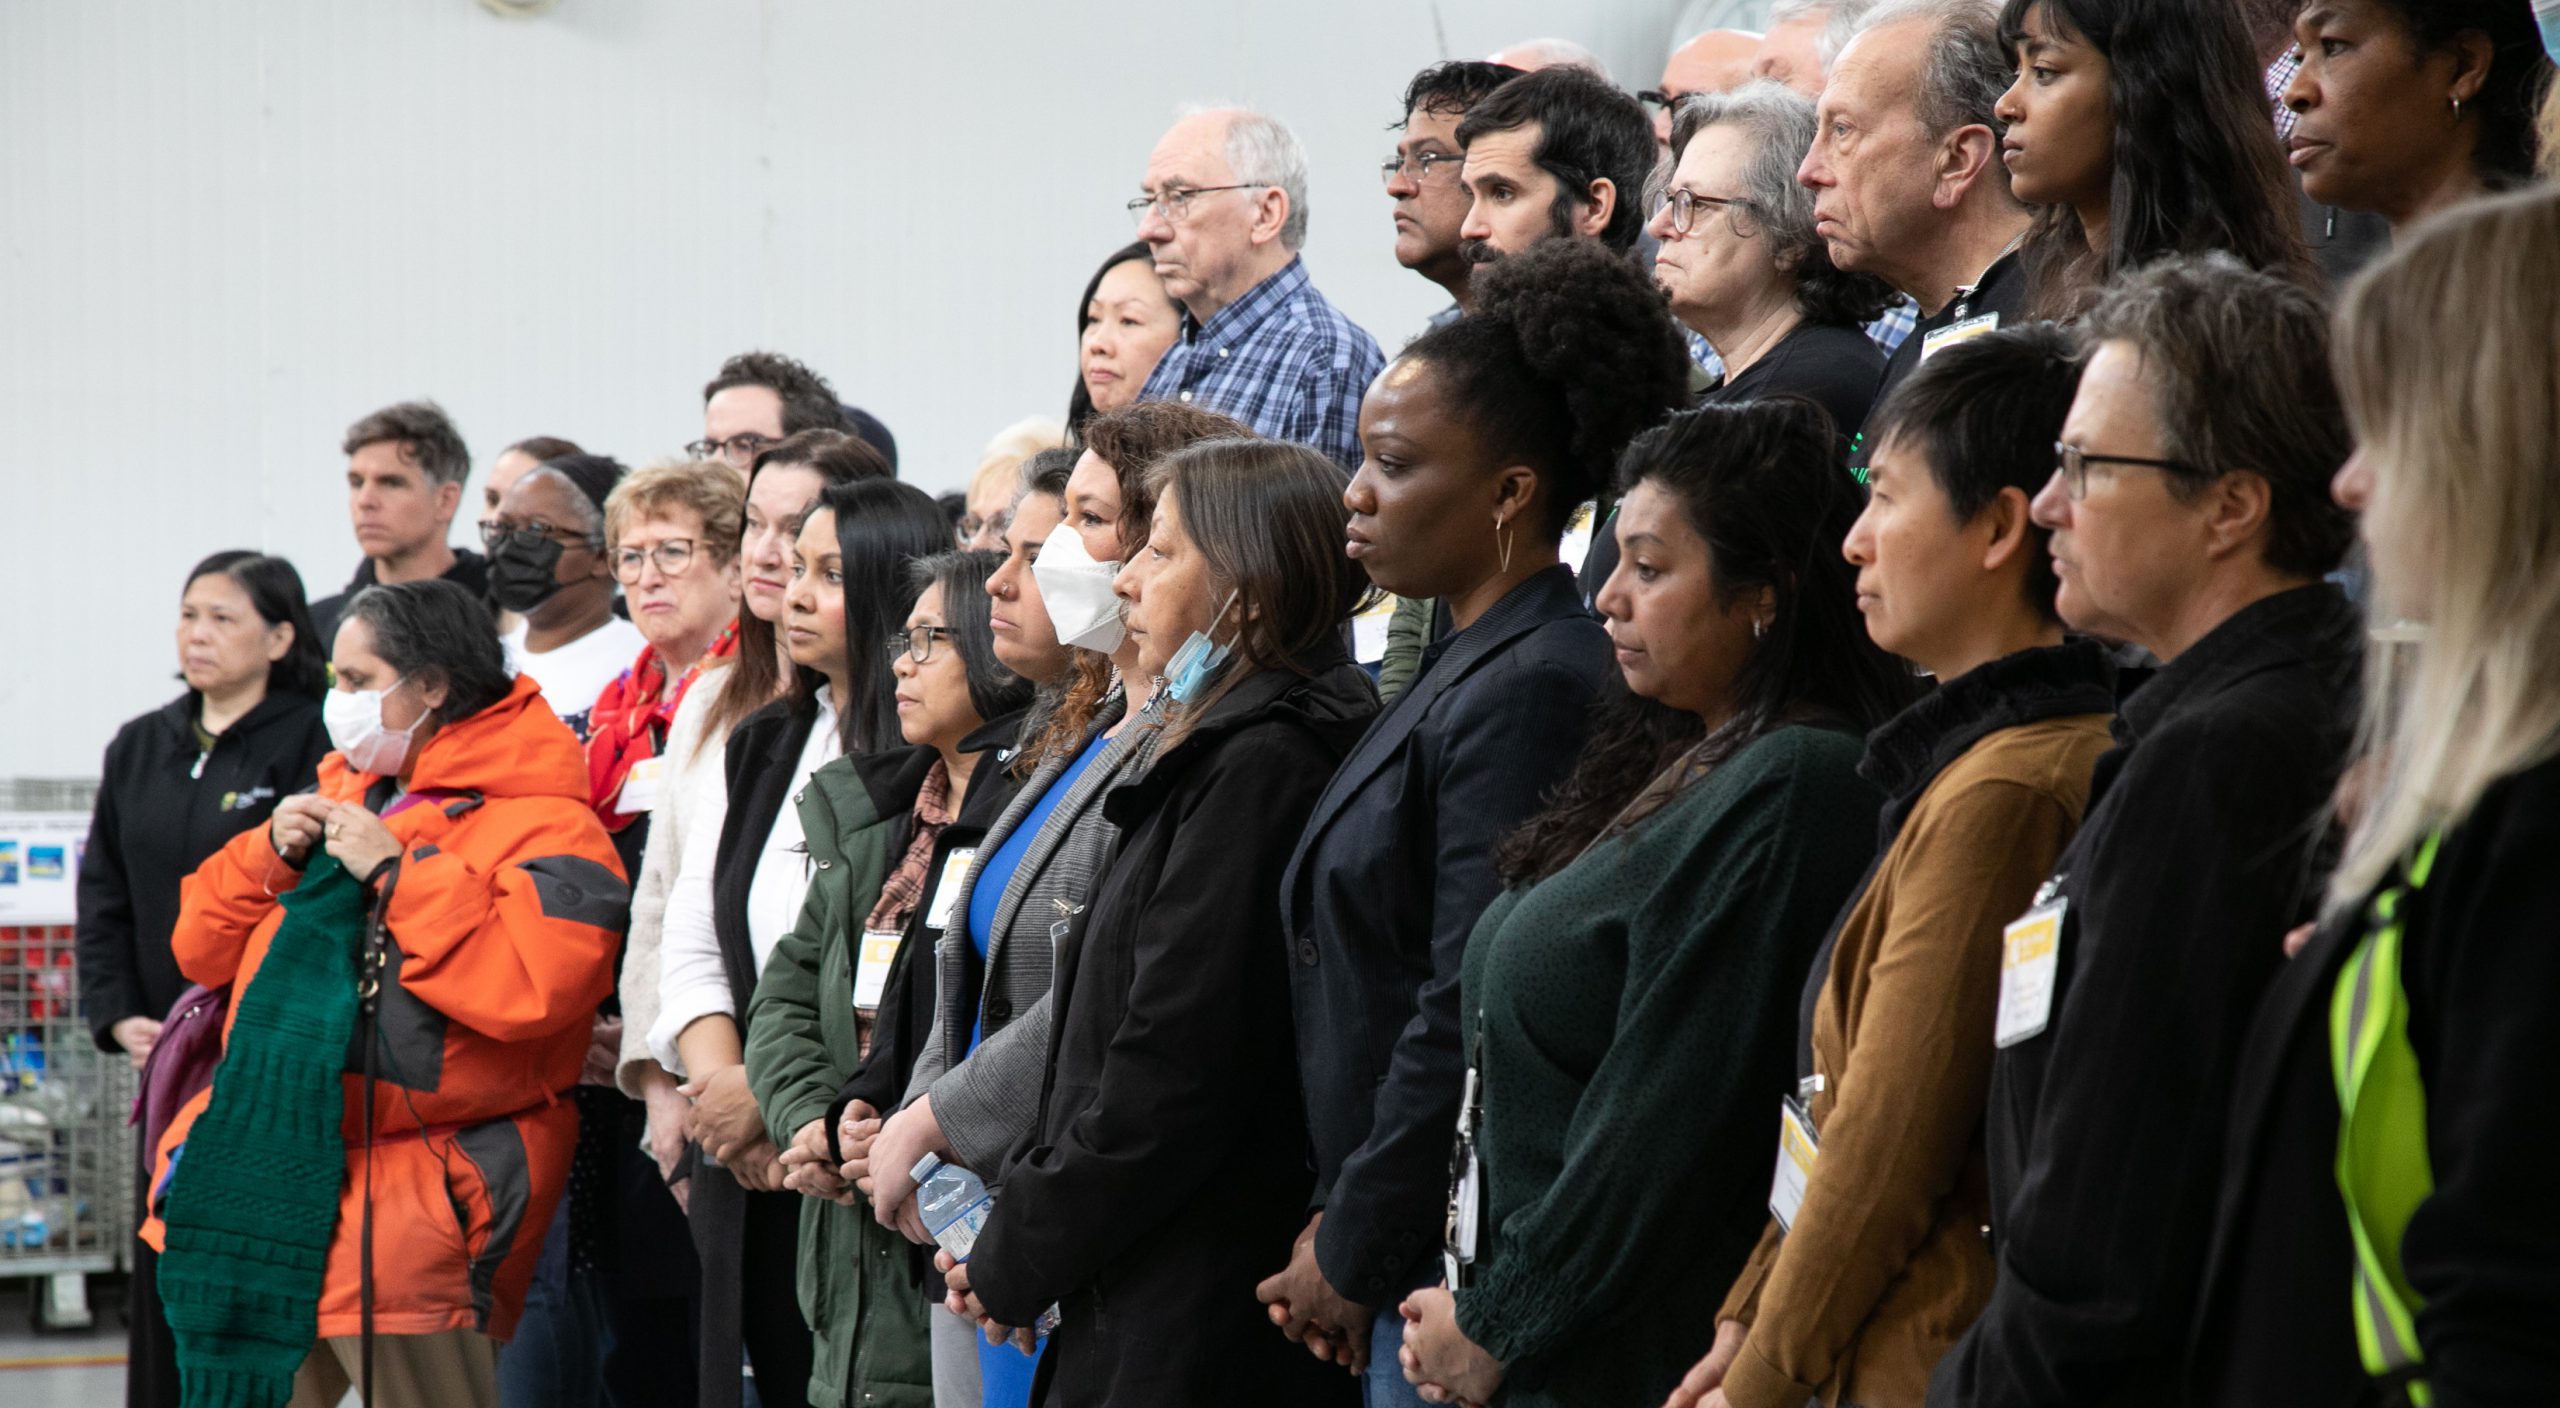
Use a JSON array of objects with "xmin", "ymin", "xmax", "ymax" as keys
[
  {"xmin": 923, "ymin": 847, "xmax": 976, "ymax": 932},
  {"xmin": 1921, "ymin": 311, "xmax": 2001, "ymax": 362},
  {"xmin": 1769, "ymin": 1095, "xmax": 1820, "ymax": 1232},
  {"xmin": 853, "ymin": 928, "xmax": 902, "ymax": 1011},
  {"xmin": 1995, "ymin": 896, "xmax": 2066, "ymax": 1048},
  {"xmin": 614, "ymin": 756, "xmax": 664, "ymax": 814}
]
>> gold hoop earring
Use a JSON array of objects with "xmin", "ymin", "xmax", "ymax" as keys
[
  {"xmin": 1495, "ymin": 513, "xmax": 1514, "ymax": 574},
  {"xmin": 2452, "ymin": 95, "xmax": 2464, "ymax": 120},
  {"xmin": 1752, "ymin": 616, "xmax": 1769, "ymax": 641}
]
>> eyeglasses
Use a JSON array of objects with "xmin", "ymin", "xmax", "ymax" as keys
[
  {"xmin": 685, "ymin": 432, "xmax": 781, "ymax": 466},
  {"xmin": 956, "ymin": 510, "xmax": 1010, "ymax": 546},
  {"xmin": 478, "ymin": 520, "xmax": 598, "ymax": 552},
  {"xmin": 1636, "ymin": 88, "xmax": 1690, "ymax": 111},
  {"xmin": 2053, "ymin": 442, "xmax": 2204, "ymax": 500},
  {"xmin": 885, "ymin": 626, "xmax": 959, "ymax": 664},
  {"xmin": 1379, "ymin": 151, "xmax": 1464, "ymax": 188},
  {"xmin": 1125, "ymin": 184, "xmax": 1262, "ymax": 227},
  {"xmin": 1657, "ymin": 189, "xmax": 1757, "ymax": 238},
  {"xmin": 612, "ymin": 538, "xmax": 701, "ymax": 582}
]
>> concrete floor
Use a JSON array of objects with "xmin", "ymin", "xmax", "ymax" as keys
[{"xmin": 0, "ymin": 1275, "xmax": 128, "ymax": 1405}]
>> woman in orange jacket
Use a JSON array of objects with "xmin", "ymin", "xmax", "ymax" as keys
[{"xmin": 144, "ymin": 580, "xmax": 628, "ymax": 1408}]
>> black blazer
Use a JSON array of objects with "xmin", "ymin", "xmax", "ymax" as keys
[
  {"xmin": 712, "ymin": 694, "xmax": 827, "ymax": 1020},
  {"xmin": 1278, "ymin": 566, "xmax": 1610, "ymax": 1305},
  {"xmin": 966, "ymin": 648, "xmax": 1378, "ymax": 1408}
]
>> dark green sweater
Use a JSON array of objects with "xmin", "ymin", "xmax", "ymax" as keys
[{"xmin": 1454, "ymin": 726, "xmax": 1882, "ymax": 1408}]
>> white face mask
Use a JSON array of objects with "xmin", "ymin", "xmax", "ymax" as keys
[
  {"xmin": 1030, "ymin": 526, "xmax": 1127, "ymax": 654},
  {"xmin": 324, "ymin": 677, "xmax": 426, "ymax": 776}
]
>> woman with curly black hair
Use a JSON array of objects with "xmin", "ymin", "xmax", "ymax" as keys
[
  {"xmin": 2280, "ymin": 0, "xmax": 2553, "ymax": 235},
  {"xmin": 1993, "ymin": 0, "xmax": 2312, "ymax": 317},
  {"xmin": 1253, "ymin": 236, "xmax": 1689, "ymax": 1404},
  {"xmin": 1395, "ymin": 399, "xmax": 1918, "ymax": 1408},
  {"xmin": 1649, "ymin": 82, "xmax": 1901, "ymax": 439}
]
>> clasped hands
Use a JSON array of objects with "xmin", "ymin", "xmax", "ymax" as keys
[{"xmin": 269, "ymin": 794, "xmax": 401, "ymax": 882}]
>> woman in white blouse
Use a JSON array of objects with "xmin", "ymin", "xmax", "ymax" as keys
[{"xmin": 643, "ymin": 475, "xmax": 951, "ymax": 1408}]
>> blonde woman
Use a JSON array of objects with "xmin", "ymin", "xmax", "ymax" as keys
[{"xmin": 2187, "ymin": 185, "xmax": 2560, "ymax": 1405}]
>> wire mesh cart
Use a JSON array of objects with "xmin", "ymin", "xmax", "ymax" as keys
[{"xmin": 0, "ymin": 781, "xmax": 131, "ymax": 1330}]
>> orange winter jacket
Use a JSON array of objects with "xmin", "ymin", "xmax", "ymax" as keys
[{"xmin": 142, "ymin": 676, "xmax": 626, "ymax": 1342}]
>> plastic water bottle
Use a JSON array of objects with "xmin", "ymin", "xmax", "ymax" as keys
[{"xmin": 912, "ymin": 1155, "xmax": 1061, "ymax": 1336}]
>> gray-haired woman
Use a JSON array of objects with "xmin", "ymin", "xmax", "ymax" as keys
[{"xmin": 1650, "ymin": 81, "xmax": 1900, "ymax": 438}]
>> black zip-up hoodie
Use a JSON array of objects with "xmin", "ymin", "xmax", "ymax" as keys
[{"xmin": 75, "ymin": 690, "xmax": 331, "ymax": 1049}]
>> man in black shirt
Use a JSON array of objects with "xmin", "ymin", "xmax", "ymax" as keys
[
  {"xmin": 1799, "ymin": 0, "xmax": 2034, "ymax": 433},
  {"xmin": 308, "ymin": 400, "xmax": 485, "ymax": 647}
]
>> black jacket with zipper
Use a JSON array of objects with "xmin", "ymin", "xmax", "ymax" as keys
[
  {"xmin": 1931, "ymin": 583, "xmax": 2362, "ymax": 1407},
  {"xmin": 966, "ymin": 644, "xmax": 1378, "ymax": 1408},
  {"xmin": 76, "ymin": 690, "xmax": 330, "ymax": 1050}
]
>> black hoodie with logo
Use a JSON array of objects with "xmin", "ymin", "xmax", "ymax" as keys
[{"xmin": 75, "ymin": 690, "xmax": 331, "ymax": 1049}]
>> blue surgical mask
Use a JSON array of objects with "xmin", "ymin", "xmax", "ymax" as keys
[
  {"xmin": 2538, "ymin": 0, "xmax": 2560, "ymax": 63},
  {"xmin": 1161, "ymin": 591, "xmax": 1239, "ymax": 705}
]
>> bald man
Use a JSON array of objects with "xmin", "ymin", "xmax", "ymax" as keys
[
  {"xmin": 1131, "ymin": 106, "xmax": 1384, "ymax": 469},
  {"xmin": 1486, "ymin": 35, "xmax": 1612, "ymax": 80},
  {"xmin": 1648, "ymin": 29, "xmax": 1762, "ymax": 144},
  {"xmin": 1754, "ymin": 0, "xmax": 1835, "ymax": 95}
]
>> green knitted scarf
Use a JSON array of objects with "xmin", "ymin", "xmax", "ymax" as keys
[{"xmin": 160, "ymin": 852, "xmax": 367, "ymax": 1408}]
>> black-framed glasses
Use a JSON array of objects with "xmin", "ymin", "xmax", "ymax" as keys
[
  {"xmin": 1657, "ymin": 188, "xmax": 1757, "ymax": 238},
  {"xmin": 1636, "ymin": 88, "xmax": 1690, "ymax": 111},
  {"xmin": 685, "ymin": 432, "xmax": 781, "ymax": 465},
  {"xmin": 1125, "ymin": 184, "xmax": 1262, "ymax": 227},
  {"xmin": 1380, "ymin": 151, "xmax": 1464, "ymax": 187},
  {"xmin": 2053, "ymin": 442, "xmax": 2204, "ymax": 499},
  {"xmin": 885, "ymin": 626, "xmax": 959, "ymax": 664},
  {"xmin": 612, "ymin": 538, "xmax": 701, "ymax": 582},
  {"xmin": 478, "ymin": 519, "xmax": 598, "ymax": 553}
]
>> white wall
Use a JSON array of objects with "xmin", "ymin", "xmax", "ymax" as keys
[{"xmin": 0, "ymin": 0, "xmax": 1681, "ymax": 781}]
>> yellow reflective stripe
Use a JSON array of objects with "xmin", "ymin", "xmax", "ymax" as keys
[{"xmin": 2330, "ymin": 830, "xmax": 2445, "ymax": 1392}]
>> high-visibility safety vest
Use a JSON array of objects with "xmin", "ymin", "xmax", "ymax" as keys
[{"xmin": 2329, "ymin": 830, "xmax": 2445, "ymax": 1406}]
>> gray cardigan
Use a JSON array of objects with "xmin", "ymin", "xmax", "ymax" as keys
[{"xmin": 903, "ymin": 692, "xmax": 1160, "ymax": 1173}]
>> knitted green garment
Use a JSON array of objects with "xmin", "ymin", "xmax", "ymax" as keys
[{"xmin": 160, "ymin": 852, "xmax": 367, "ymax": 1408}]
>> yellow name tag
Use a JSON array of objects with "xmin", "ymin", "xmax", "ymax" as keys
[
  {"xmin": 1996, "ymin": 898, "xmax": 2066, "ymax": 1048},
  {"xmin": 1769, "ymin": 1097, "xmax": 1820, "ymax": 1232},
  {"xmin": 1921, "ymin": 311, "xmax": 2002, "ymax": 362},
  {"xmin": 614, "ymin": 756, "xmax": 664, "ymax": 813},
  {"xmin": 923, "ymin": 847, "xmax": 976, "ymax": 932},
  {"xmin": 853, "ymin": 929, "xmax": 902, "ymax": 1012}
]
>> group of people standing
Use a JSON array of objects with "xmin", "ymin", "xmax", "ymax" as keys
[{"xmin": 71, "ymin": 2, "xmax": 2560, "ymax": 1407}]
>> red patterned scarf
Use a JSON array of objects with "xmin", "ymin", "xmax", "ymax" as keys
[{"xmin": 584, "ymin": 620, "xmax": 738, "ymax": 829}]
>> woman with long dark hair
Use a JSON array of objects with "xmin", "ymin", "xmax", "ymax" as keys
[
  {"xmin": 646, "ymin": 475, "xmax": 948, "ymax": 1408},
  {"xmin": 1065, "ymin": 242, "xmax": 1181, "ymax": 436},
  {"xmin": 747, "ymin": 548, "xmax": 1037, "ymax": 1408},
  {"xmin": 857, "ymin": 401, "xmax": 1245, "ymax": 1408},
  {"xmin": 1395, "ymin": 401, "xmax": 1917, "ymax": 1408},
  {"xmin": 937, "ymin": 438, "xmax": 1380, "ymax": 1407},
  {"xmin": 1992, "ymin": 0, "xmax": 2312, "ymax": 316},
  {"xmin": 80, "ymin": 550, "xmax": 330, "ymax": 1408}
]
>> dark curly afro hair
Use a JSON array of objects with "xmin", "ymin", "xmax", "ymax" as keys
[{"xmin": 1398, "ymin": 238, "xmax": 1692, "ymax": 537}]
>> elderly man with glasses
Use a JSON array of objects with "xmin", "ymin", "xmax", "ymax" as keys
[{"xmin": 1129, "ymin": 105, "xmax": 1385, "ymax": 471}]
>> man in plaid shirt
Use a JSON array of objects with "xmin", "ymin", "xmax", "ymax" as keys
[{"xmin": 1132, "ymin": 106, "xmax": 1385, "ymax": 472}]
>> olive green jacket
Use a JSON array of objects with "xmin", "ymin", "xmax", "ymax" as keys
[{"xmin": 746, "ymin": 747, "xmax": 936, "ymax": 1408}]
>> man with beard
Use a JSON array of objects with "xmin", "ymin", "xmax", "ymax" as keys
[{"xmin": 1453, "ymin": 66, "xmax": 1656, "ymax": 268}]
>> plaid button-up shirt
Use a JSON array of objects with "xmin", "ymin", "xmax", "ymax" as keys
[
  {"xmin": 1138, "ymin": 256, "xmax": 1386, "ymax": 471},
  {"xmin": 2266, "ymin": 49, "xmax": 2302, "ymax": 140}
]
